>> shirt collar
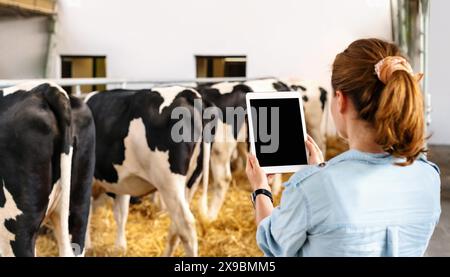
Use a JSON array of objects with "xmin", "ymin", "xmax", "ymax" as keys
[{"xmin": 328, "ymin": 149, "xmax": 398, "ymax": 165}]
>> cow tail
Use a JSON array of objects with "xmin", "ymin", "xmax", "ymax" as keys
[
  {"xmin": 197, "ymin": 97, "xmax": 215, "ymax": 221},
  {"xmin": 199, "ymin": 141, "xmax": 211, "ymax": 220},
  {"xmin": 42, "ymin": 83, "xmax": 74, "ymax": 256}
]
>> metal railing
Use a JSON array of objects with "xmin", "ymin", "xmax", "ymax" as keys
[{"xmin": 0, "ymin": 77, "xmax": 258, "ymax": 97}]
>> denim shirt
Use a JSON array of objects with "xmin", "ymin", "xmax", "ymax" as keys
[{"xmin": 256, "ymin": 149, "xmax": 441, "ymax": 257}]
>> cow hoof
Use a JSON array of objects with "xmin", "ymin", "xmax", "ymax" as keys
[
  {"xmin": 85, "ymin": 239, "xmax": 93, "ymax": 251},
  {"xmin": 206, "ymin": 214, "xmax": 219, "ymax": 223},
  {"xmin": 114, "ymin": 242, "xmax": 127, "ymax": 256},
  {"xmin": 61, "ymin": 250, "xmax": 75, "ymax": 257}
]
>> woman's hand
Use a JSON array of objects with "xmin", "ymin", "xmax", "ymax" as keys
[
  {"xmin": 246, "ymin": 153, "xmax": 274, "ymax": 225},
  {"xmin": 306, "ymin": 135, "xmax": 325, "ymax": 165},
  {"xmin": 246, "ymin": 153, "xmax": 272, "ymax": 191}
]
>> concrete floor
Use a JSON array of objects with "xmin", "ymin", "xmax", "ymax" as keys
[{"xmin": 425, "ymin": 145, "xmax": 450, "ymax": 257}]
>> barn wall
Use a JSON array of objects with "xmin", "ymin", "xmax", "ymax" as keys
[
  {"xmin": 428, "ymin": 0, "xmax": 450, "ymax": 145},
  {"xmin": 54, "ymin": 0, "xmax": 392, "ymax": 88},
  {"xmin": 0, "ymin": 16, "xmax": 49, "ymax": 78}
]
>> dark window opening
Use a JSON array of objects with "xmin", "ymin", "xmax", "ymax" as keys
[
  {"xmin": 60, "ymin": 55, "xmax": 107, "ymax": 94},
  {"xmin": 196, "ymin": 56, "xmax": 246, "ymax": 78}
]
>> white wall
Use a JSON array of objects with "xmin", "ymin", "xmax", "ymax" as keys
[
  {"xmin": 2, "ymin": 1, "xmax": 446, "ymax": 143},
  {"xmin": 55, "ymin": 0, "xmax": 392, "ymax": 89},
  {"xmin": 428, "ymin": 0, "xmax": 450, "ymax": 145},
  {"xmin": 0, "ymin": 16, "xmax": 49, "ymax": 78}
]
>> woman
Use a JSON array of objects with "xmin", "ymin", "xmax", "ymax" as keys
[{"xmin": 246, "ymin": 38, "xmax": 441, "ymax": 257}]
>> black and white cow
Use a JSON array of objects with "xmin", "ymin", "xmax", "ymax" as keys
[
  {"xmin": 196, "ymin": 78, "xmax": 328, "ymax": 208},
  {"xmin": 0, "ymin": 82, "xmax": 95, "ymax": 257},
  {"xmin": 85, "ymin": 86, "xmax": 212, "ymax": 256},
  {"xmin": 195, "ymin": 79, "xmax": 289, "ymax": 209},
  {"xmin": 281, "ymin": 78, "xmax": 328, "ymax": 152}
]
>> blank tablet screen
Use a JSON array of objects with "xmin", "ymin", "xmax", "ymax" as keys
[{"xmin": 249, "ymin": 98, "xmax": 307, "ymax": 167}]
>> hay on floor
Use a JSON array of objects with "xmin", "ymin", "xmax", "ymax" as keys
[{"xmin": 37, "ymin": 176, "xmax": 282, "ymax": 257}]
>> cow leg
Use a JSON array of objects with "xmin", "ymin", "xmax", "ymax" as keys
[
  {"xmin": 50, "ymin": 210, "xmax": 74, "ymax": 257},
  {"xmin": 84, "ymin": 199, "xmax": 94, "ymax": 251},
  {"xmin": 208, "ymin": 161, "xmax": 232, "ymax": 221},
  {"xmin": 186, "ymin": 171, "xmax": 203, "ymax": 205},
  {"xmin": 163, "ymin": 174, "xmax": 203, "ymax": 256},
  {"xmin": 232, "ymin": 122, "xmax": 249, "ymax": 176},
  {"xmin": 65, "ymin": 94, "xmax": 95, "ymax": 257},
  {"xmin": 3, "ymin": 211, "xmax": 44, "ymax": 257},
  {"xmin": 162, "ymin": 178, "xmax": 202, "ymax": 256},
  {"xmin": 159, "ymin": 182, "xmax": 197, "ymax": 257},
  {"xmin": 2, "ymin": 156, "xmax": 52, "ymax": 257},
  {"xmin": 113, "ymin": 194, "xmax": 130, "ymax": 252},
  {"xmin": 68, "ymin": 196, "xmax": 92, "ymax": 257},
  {"xmin": 162, "ymin": 222, "xmax": 181, "ymax": 257},
  {"xmin": 207, "ymin": 141, "xmax": 234, "ymax": 221},
  {"xmin": 232, "ymin": 142, "xmax": 249, "ymax": 175},
  {"xmin": 150, "ymin": 191, "xmax": 167, "ymax": 212}
]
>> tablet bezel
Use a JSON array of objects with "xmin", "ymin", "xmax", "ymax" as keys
[{"xmin": 246, "ymin": 91, "xmax": 309, "ymax": 174}]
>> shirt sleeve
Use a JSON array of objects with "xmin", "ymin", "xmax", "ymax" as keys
[{"xmin": 256, "ymin": 183, "xmax": 310, "ymax": 257}]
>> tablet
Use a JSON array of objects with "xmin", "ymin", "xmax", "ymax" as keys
[{"xmin": 246, "ymin": 92, "xmax": 308, "ymax": 174}]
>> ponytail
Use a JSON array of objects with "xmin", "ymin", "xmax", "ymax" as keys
[
  {"xmin": 332, "ymin": 39, "xmax": 426, "ymax": 166},
  {"xmin": 375, "ymin": 70, "xmax": 425, "ymax": 165}
]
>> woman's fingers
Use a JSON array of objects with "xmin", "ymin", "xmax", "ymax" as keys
[
  {"xmin": 252, "ymin": 154, "xmax": 261, "ymax": 167},
  {"xmin": 245, "ymin": 155, "xmax": 253, "ymax": 174},
  {"xmin": 306, "ymin": 138, "xmax": 324, "ymax": 165},
  {"xmin": 307, "ymin": 134, "xmax": 317, "ymax": 147},
  {"xmin": 246, "ymin": 153, "xmax": 271, "ymax": 191},
  {"xmin": 307, "ymin": 135, "xmax": 322, "ymax": 158},
  {"xmin": 306, "ymin": 136, "xmax": 315, "ymax": 152},
  {"xmin": 306, "ymin": 140, "xmax": 315, "ymax": 155},
  {"xmin": 248, "ymin": 153, "xmax": 261, "ymax": 168},
  {"xmin": 307, "ymin": 135, "xmax": 320, "ymax": 150},
  {"xmin": 247, "ymin": 154, "xmax": 254, "ymax": 168},
  {"xmin": 247, "ymin": 154, "xmax": 261, "ymax": 175}
]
